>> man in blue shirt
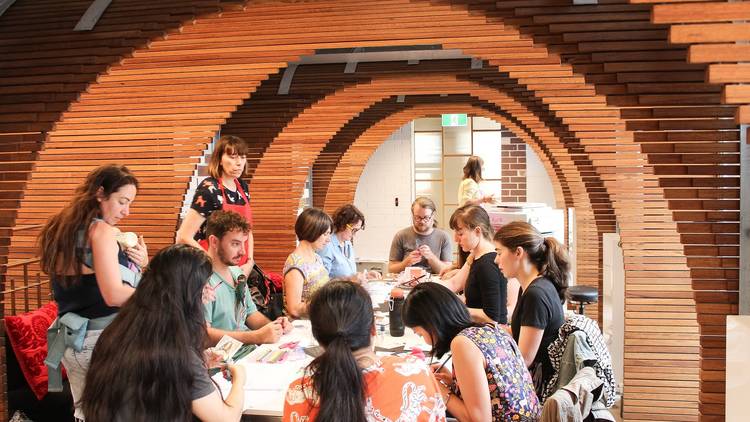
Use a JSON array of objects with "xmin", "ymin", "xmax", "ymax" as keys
[{"xmin": 203, "ymin": 211, "xmax": 291, "ymax": 346}]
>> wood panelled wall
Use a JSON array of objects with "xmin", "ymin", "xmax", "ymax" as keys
[
  {"xmin": 0, "ymin": 0, "xmax": 744, "ymax": 420},
  {"xmin": 221, "ymin": 64, "xmax": 607, "ymax": 324}
]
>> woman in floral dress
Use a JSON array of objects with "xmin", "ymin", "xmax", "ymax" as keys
[{"xmin": 404, "ymin": 282, "xmax": 540, "ymax": 421}]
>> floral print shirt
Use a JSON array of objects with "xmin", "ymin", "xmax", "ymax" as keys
[
  {"xmin": 453, "ymin": 324, "xmax": 541, "ymax": 421},
  {"xmin": 282, "ymin": 252, "xmax": 329, "ymax": 306},
  {"xmin": 283, "ymin": 355, "xmax": 446, "ymax": 422}
]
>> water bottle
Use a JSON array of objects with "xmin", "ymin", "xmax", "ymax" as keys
[{"xmin": 389, "ymin": 288, "xmax": 405, "ymax": 337}]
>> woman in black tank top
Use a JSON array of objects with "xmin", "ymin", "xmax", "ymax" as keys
[{"xmin": 39, "ymin": 164, "xmax": 146, "ymax": 420}]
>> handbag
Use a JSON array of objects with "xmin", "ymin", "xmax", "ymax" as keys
[{"xmin": 247, "ymin": 263, "xmax": 284, "ymax": 320}]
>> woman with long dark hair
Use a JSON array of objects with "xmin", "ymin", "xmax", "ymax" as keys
[
  {"xmin": 494, "ymin": 221, "xmax": 569, "ymax": 397},
  {"xmin": 403, "ymin": 283, "xmax": 540, "ymax": 421},
  {"xmin": 81, "ymin": 245, "xmax": 246, "ymax": 421},
  {"xmin": 283, "ymin": 280, "xmax": 446, "ymax": 421},
  {"xmin": 40, "ymin": 164, "xmax": 147, "ymax": 420}
]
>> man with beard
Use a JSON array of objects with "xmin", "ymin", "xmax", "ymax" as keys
[
  {"xmin": 388, "ymin": 197, "xmax": 453, "ymax": 275},
  {"xmin": 202, "ymin": 211, "xmax": 291, "ymax": 346}
]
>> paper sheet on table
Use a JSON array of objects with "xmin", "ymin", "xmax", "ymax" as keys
[
  {"xmin": 211, "ymin": 370, "xmax": 294, "ymax": 414},
  {"xmin": 374, "ymin": 330, "xmax": 431, "ymax": 352},
  {"xmin": 242, "ymin": 362, "xmax": 307, "ymax": 391}
]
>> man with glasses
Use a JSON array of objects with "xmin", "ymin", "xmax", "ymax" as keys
[
  {"xmin": 388, "ymin": 197, "xmax": 453, "ymax": 274},
  {"xmin": 202, "ymin": 211, "xmax": 291, "ymax": 346}
]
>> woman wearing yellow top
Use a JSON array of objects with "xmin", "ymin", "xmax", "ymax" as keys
[
  {"xmin": 458, "ymin": 156, "xmax": 495, "ymax": 206},
  {"xmin": 453, "ymin": 156, "xmax": 495, "ymax": 271}
]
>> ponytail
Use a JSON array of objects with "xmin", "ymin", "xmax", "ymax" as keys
[
  {"xmin": 541, "ymin": 237, "xmax": 569, "ymax": 300},
  {"xmin": 310, "ymin": 336, "xmax": 367, "ymax": 422},
  {"xmin": 494, "ymin": 221, "xmax": 571, "ymax": 300},
  {"xmin": 306, "ymin": 280, "xmax": 374, "ymax": 422}
]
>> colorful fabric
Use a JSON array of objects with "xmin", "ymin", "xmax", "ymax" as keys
[
  {"xmin": 454, "ymin": 324, "xmax": 541, "ymax": 421},
  {"xmin": 544, "ymin": 313, "xmax": 616, "ymax": 407},
  {"xmin": 4, "ymin": 302, "xmax": 59, "ymax": 400},
  {"xmin": 282, "ymin": 253, "xmax": 329, "ymax": 304},
  {"xmin": 283, "ymin": 354, "xmax": 446, "ymax": 421}
]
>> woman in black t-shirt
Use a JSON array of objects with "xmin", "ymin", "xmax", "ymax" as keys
[
  {"xmin": 176, "ymin": 135, "xmax": 254, "ymax": 273},
  {"xmin": 493, "ymin": 221, "xmax": 569, "ymax": 398},
  {"xmin": 442, "ymin": 204, "xmax": 508, "ymax": 324}
]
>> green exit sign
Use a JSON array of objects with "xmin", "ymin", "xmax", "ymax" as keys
[{"xmin": 441, "ymin": 114, "xmax": 468, "ymax": 127}]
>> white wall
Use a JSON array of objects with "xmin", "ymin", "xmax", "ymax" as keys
[
  {"xmin": 526, "ymin": 147, "xmax": 556, "ymax": 208},
  {"xmin": 603, "ymin": 233, "xmax": 624, "ymax": 390},
  {"xmin": 727, "ymin": 315, "xmax": 750, "ymax": 421},
  {"xmin": 353, "ymin": 123, "xmax": 413, "ymax": 262}
]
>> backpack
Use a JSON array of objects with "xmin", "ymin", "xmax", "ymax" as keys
[{"xmin": 247, "ymin": 263, "xmax": 284, "ymax": 320}]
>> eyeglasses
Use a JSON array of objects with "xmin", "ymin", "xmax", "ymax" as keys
[
  {"xmin": 346, "ymin": 223, "xmax": 363, "ymax": 234},
  {"xmin": 413, "ymin": 214, "xmax": 434, "ymax": 223}
]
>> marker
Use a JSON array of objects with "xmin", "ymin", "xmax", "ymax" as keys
[
  {"xmin": 266, "ymin": 349, "xmax": 284, "ymax": 364},
  {"xmin": 274, "ymin": 350, "xmax": 289, "ymax": 364},
  {"xmin": 255, "ymin": 348, "xmax": 272, "ymax": 363}
]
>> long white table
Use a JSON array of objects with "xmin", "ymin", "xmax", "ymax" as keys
[{"xmin": 212, "ymin": 280, "xmax": 432, "ymax": 418}]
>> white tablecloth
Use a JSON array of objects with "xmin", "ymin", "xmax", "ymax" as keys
[{"xmin": 212, "ymin": 281, "xmax": 432, "ymax": 417}]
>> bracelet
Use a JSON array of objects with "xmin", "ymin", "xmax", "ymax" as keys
[{"xmin": 444, "ymin": 390, "xmax": 452, "ymax": 405}]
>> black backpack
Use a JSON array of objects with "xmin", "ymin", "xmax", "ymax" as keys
[{"xmin": 247, "ymin": 263, "xmax": 284, "ymax": 320}]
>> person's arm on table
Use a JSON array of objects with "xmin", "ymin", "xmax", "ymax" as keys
[{"xmin": 205, "ymin": 322, "xmax": 282, "ymax": 346}]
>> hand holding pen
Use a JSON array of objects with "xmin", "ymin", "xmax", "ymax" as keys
[{"xmin": 431, "ymin": 354, "xmax": 452, "ymax": 387}]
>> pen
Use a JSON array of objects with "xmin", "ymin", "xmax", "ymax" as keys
[{"xmin": 433, "ymin": 354, "xmax": 451, "ymax": 373}]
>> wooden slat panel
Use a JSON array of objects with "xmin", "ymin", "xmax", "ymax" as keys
[
  {"xmin": 653, "ymin": 2, "xmax": 750, "ymax": 24},
  {"xmin": 2, "ymin": 1, "xmax": 742, "ymax": 420}
]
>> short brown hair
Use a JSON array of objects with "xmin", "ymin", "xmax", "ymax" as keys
[
  {"xmin": 205, "ymin": 210, "xmax": 250, "ymax": 240},
  {"xmin": 331, "ymin": 204, "xmax": 365, "ymax": 233},
  {"xmin": 449, "ymin": 204, "xmax": 493, "ymax": 241},
  {"xmin": 411, "ymin": 197, "xmax": 436, "ymax": 214},
  {"xmin": 295, "ymin": 208, "xmax": 333, "ymax": 242},
  {"xmin": 208, "ymin": 135, "xmax": 249, "ymax": 179}
]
